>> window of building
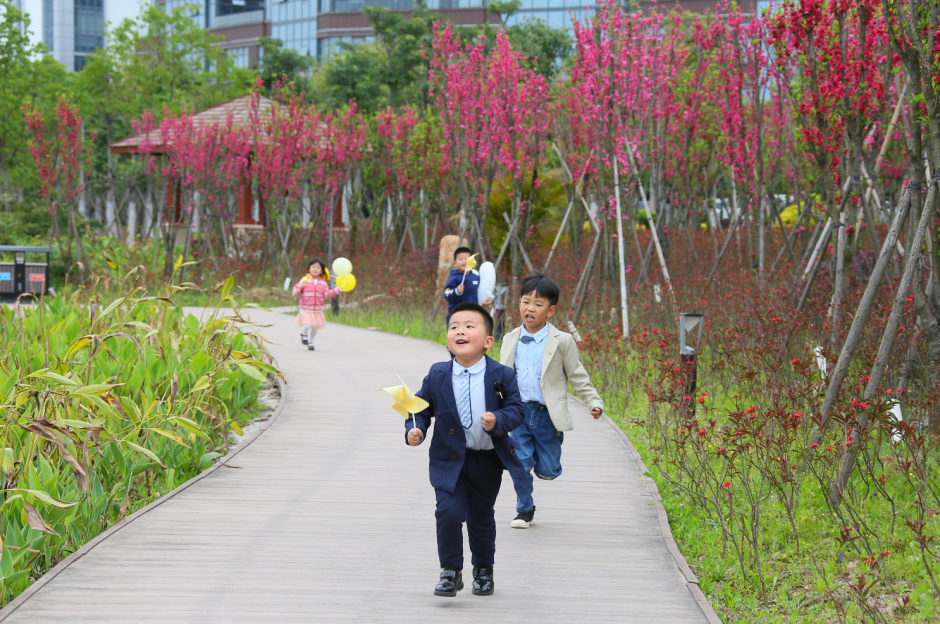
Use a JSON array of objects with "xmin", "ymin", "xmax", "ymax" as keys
[
  {"xmin": 227, "ymin": 46, "xmax": 251, "ymax": 68},
  {"xmin": 216, "ymin": 0, "xmax": 266, "ymax": 16},
  {"xmin": 330, "ymin": 0, "xmax": 414, "ymax": 12},
  {"xmin": 42, "ymin": 0, "xmax": 53, "ymax": 51},
  {"xmin": 74, "ymin": 0, "xmax": 105, "ymax": 55}
]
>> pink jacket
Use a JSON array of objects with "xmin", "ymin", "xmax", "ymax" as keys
[{"xmin": 292, "ymin": 278, "xmax": 341, "ymax": 311}]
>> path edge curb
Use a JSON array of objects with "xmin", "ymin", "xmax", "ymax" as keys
[
  {"xmin": 0, "ymin": 374, "xmax": 289, "ymax": 621},
  {"xmin": 595, "ymin": 409, "xmax": 723, "ymax": 624}
]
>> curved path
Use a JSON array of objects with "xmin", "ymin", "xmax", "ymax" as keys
[{"xmin": 0, "ymin": 309, "xmax": 716, "ymax": 623}]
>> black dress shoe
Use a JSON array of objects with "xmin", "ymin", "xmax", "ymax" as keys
[
  {"xmin": 472, "ymin": 566, "xmax": 494, "ymax": 595},
  {"xmin": 434, "ymin": 568, "xmax": 463, "ymax": 597}
]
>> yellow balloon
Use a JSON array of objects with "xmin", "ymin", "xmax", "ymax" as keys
[
  {"xmin": 336, "ymin": 274, "xmax": 356, "ymax": 292},
  {"xmin": 331, "ymin": 257, "xmax": 353, "ymax": 277}
]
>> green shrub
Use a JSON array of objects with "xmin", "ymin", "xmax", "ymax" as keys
[{"xmin": 0, "ymin": 269, "xmax": 277, "ymax": 605}]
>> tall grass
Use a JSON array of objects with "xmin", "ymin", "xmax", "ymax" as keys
[{"xmin": 0, "ymin": 267, "xmax": 276, "ymax": 605}]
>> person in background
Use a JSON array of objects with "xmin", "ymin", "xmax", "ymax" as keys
[
  {"xmin": 292, "ymin": 258, "xmax": 342, "ymax": 351},
  {"xmin": 443, "ymin": 247, "xmax": 492, "ymax": 321}
]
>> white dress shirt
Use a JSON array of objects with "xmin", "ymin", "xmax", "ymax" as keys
[
  {"xmin": 451, "ymin": 357, "xmax": 493, "ymax": 450},
  {"xmin": 513, "ymin": 323, "xmax": 549, "ymax": 404}
]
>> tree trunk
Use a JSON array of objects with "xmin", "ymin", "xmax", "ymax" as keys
[
  {"xmin": 573, "ymin": 228, "xmax": 603, "ymax": 321},
  {"xmin": 612, "ymin": 158, "xmax": 630, "ymax": 337},
  {"xmin": 142, "ymin": 182, "xmax": 153, "ymax": 241},
  {"xmin": 830, "ymin": 207, "xmax": 848, "ymax": 332},
  {"xmin": 125, "ymin": 199, "xmax": 137, "ymax": 247},
  {"xmin": 105, "ymin": 187, "xmax": 117, "ymax": 239},
  {"xmin": 826, "ymin": 184, "xmax": 933, "ymax": 505},
  {"xmin": 78, "ymin": 122, "xmax": 87, "ymax": 219}
]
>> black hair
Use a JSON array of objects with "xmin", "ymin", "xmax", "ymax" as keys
[
  {"xmin": 449, "ymin": 302, "xmax": 494, "ymax": 337},
  {"xmin": 307, "ymin": 258, "xmax": 330, "ymax": 280},
  {"xmin": 453, "ymin": 246, "xmax": 473, "ymax": 260},
  {"xmin": 521, "ymin": 272, "xmax": 560, "ymax": 307}
]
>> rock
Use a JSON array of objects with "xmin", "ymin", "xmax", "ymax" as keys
[{"xmin": 437, "ymin": 235, "xmax": 469, "ymax": 287}]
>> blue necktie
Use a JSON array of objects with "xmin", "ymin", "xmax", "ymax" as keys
[
  {"xmin": 520, "ymin": 335, "xmax": 534, "ymax": 344},
  {"xmin": 457, "ymin": 370, "xmax": 472, "ymax": 429}
]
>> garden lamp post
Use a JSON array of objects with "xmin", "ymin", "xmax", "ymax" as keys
[{"xmin": 679, "ymin": 313, "xmax": 705, "ymax": 415}]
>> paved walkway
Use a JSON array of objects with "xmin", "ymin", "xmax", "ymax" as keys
[{"xmin": 0, "ymin": 309, "xmax": 712, "ymax": 623}]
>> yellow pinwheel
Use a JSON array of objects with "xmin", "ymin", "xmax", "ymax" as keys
[
  {"xmin": 380, "ymin": 376, "xmax": 429, "ymax": 419},
  {"xmin": 460, "ymin": 253, "xmax": 478, "ymax": 286}
]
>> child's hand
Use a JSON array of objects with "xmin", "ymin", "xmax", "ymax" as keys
[
  {"xmin": 457, "ymin": 283, "xmax": 465, "ymax": 295},
  {"xmin": 407, "ymin": 428, "xmax": 423, "ymax": 446},
  {"xmin": 591, "ymin": 407, "xmax": 603, "ymax": 419},
  {"xmin": 481, "ymin": 412, "xmax": 496, "ymax": 431}
]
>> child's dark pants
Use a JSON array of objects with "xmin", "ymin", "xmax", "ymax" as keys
[{"xmin": 434, "ymin": 448, "xmax": 504, "ymax": 569}]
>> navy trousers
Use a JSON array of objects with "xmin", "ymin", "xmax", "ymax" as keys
[{"xmin": 435, "ymin": 449, "xmax": 504, "ymax": 569}]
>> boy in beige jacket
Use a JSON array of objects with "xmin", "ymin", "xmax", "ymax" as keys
[{"xmin": 499, "ymin": 272, "xmax": 603, "ymax": 528}]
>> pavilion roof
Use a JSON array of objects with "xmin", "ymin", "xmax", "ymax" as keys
[{"xmin": 109, "ymin": 95, "xmax": 275, "ymax": 155}]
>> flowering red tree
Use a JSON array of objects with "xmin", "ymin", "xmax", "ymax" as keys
[
  {"xmin": 24, "ymin": 97, "xmax": 94, "ymax": 268},
  {"xmin": 429, "ymin": 22, "xmax": 497, "ymax": 248},
  {"xmin": 302, "ymin": 100, "xmax": 366, "ymax": 263},
  {"xmin": 770, "ymin": 0, "xmax": 897, "ymax": 321},
  {"xmin": 430, "ymin": 23, "xmax": 549, "ymax": 276},
  {"xmin": 569, "ymin": 1, "xmax": 674, "ymax": 327}
]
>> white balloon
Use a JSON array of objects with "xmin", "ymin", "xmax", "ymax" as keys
[
  {"xmin": 477, "ymin": 261, "xmax": 496, "ymax": 304},
  {"xmin": 331, "ymin": 257, "xmax": 353, "ymax": 277}
]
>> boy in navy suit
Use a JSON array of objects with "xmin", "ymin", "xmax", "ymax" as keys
[{"xmin": 406, "ymin": 302, "xmax": 525, "ymax": 597}]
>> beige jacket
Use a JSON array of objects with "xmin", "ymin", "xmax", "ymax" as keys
[{"xmin": 499, "ymin": 322, "xmax": 603, "ymax": 432}]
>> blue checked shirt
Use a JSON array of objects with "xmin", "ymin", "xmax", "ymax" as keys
[
  {"xmin": 513, "ymin": 324, "xmax": 549, "ymax": 404},
  {"xmin": 451, "ymin": 357, "xmax": 493, "ymax": 450}
]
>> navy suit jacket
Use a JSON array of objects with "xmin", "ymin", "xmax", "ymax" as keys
[
  {"xmin": 443, "ymin": 269, "xmax": 480, "ymax": 313},
  {"xmin": 406, "ymin": 355, "xmax": 526, "ymax": 493}
]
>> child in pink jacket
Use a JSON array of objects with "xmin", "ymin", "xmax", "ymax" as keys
[{"xmin": 292, "ymin": 258, "xmax": 342, "ymax": 351}]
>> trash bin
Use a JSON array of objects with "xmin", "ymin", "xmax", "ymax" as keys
[{"xmin": 0, "ymin": 246, "xmax": 51, "ymax": 299}]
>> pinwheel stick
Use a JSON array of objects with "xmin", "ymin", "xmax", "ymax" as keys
[{"xmin": 380, "ymin": 377, "xmax": 429, "ymax": 443}]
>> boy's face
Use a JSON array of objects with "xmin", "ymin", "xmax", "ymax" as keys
[
  {"xmin": 447, "ymin": 310, "xmax": 494, "ymax": 363},
  {"xmin": 453, "ymin": 252, "xmax": 470, "ymax": 272},
  {"xmin": 519, "ymin": 293, "xmax": 557, "ymax": 332}
]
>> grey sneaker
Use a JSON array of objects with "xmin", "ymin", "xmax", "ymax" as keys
[
  {"xmin": 300, "ymin": 333, "xmax": 308, "ymax": 345},
  {"xmin": 511, "ymin": 507, "xmax": 535, "ymax": 528},
  {"xmin": 307, "ymin": 344, "xmax": 315, "ymax": 351}
]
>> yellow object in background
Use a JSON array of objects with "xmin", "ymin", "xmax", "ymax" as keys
[
  {"xmin": 336, "ymin": 274, "xmax": 357, "ymax": 292},
  {"xmin": 380, "ymin": 377, "xmax": 429, "ymax": 419}
]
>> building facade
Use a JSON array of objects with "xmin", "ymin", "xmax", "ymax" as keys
[
  {"xmin": 153, "ymin": 0, "xmax": 588, "ymax": 66},
  {"xmin": 34, "ymin": 0, "xmax": 104, "ymax": 71},
  {"xmin": 17, "ymin": 0, "xmax": 140, "ymax": 70},
  {"xmin": 153, "ymin": 1, "xmax": 757, "ymax": 68}
]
